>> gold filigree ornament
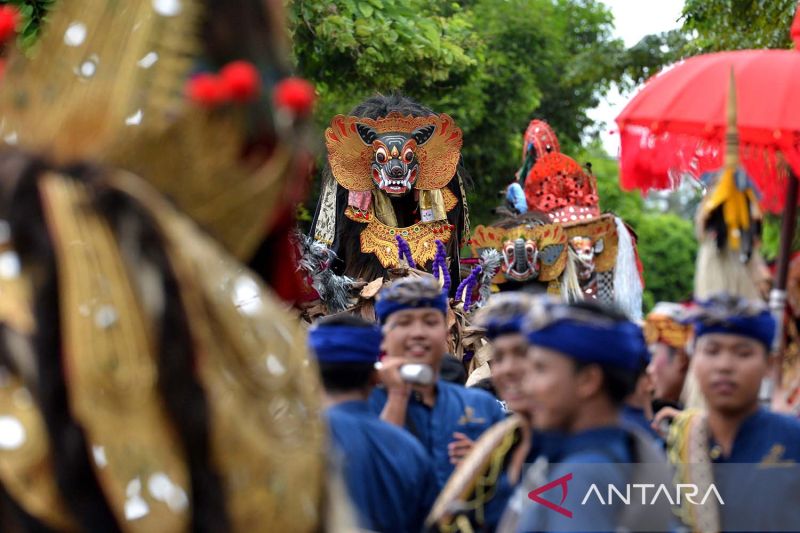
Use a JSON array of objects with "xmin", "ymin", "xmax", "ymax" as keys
[
  {"xmin": 346, "ymin": 207, "xmax": 453, "ymax": 268},
  {"xmin": 325, "ymin": 113, "xmax": 463, "ymax": 192},
  {"xmin": 111, "ymin": 173, "xmax": 325, "ymax": 531},
  {"xmin": 39, "ymin": 174, "xmax": 191, "ymax": 531},
  {"xmin": 0, "ymin": 0, "xmax": 295, "ymax": 261},
  {"xmin": 643, "ymin": 314, "xmax": 692, "ymax": 350},
  {"xmin": 0, "ymin": 372, "xmax": 78, "ymax": 531}
]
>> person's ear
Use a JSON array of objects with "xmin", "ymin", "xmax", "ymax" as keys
[{"xmin": 575, "ymin": 364, "xmax": 603, "ymax": 400}]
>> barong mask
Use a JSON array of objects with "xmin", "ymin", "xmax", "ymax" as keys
[
  {"xmin": 472, "ymin": 223, "xmax": 567, "ymax": 283},
  {"xmin": 325, "ymin": 113, "xmax": 462, "ymax": 196},
  {"xmin": 503, "ymin": 237, "xmax": 539, "ymax": 281},
  {"xmin": 569, "ymin": 235, "xmax": 604, "ymax": 283}
]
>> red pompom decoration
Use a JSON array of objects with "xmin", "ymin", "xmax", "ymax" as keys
[
  {"xmin": 273, "ymin": 77, "xmax": 316, "ymax": 117},
  {"xmin": 0, "ymin": 5, "xmax": 19, "ymax": 43},
  {"xmin": 220, "ymin": 61, "xmax": 261, "ymax": 103},
  {"xmin": 186, "ymin": 73, "xmax": 228, "ymax": 107}
]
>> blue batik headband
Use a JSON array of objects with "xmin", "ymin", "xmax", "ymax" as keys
[
  {"xmin": 484, "ymin": 315, "xmax": 525, "ymax": 340},
  {"xmin": 690, "ymin": 300, "xmax": 775, "ymax": 351},
  {"xmin": 308, "ymin": 324, "xmax": 382, "ymax": 364},
  {"xmin": 524, "ymin": 300, "xmax": 647, "ymax": 372},
  {"xmin": 374, "ymin": 292, "xmax": 448, "ymax": 324}
]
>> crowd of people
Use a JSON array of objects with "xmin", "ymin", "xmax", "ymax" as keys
[
  {"xmin": 309, "ymin": 278, "xmax": 800, "ymax": 532},
  {"xmin": 0, "ymin": 0, "xmax": 799, "ymax": 531}
]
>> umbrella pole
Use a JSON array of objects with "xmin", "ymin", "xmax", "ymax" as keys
[{"xmin": 768, "ymin": 170, "xmax": 800, "ymax": 401}]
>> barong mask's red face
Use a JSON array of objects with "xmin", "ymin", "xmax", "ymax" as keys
[
  {"xmin": 358, "ymin": 126, "xmax": 433, "ymax": 196},
  {"xmin": 693, "ymin": 333, "xmax": 769, "ymax": 415},
  {"xmin": 382, "ymin": 308, "xmax": 448, "ymax": 369}
]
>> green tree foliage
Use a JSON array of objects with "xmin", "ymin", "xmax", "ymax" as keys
[
  {"xmin": 636, "ymin": 213, "xmax": 697, "ymax": 309},
  {"xmin": 680, "ymin": 0, "xmax": 796, "ymax": 54},
  {"xmin": 673, "ymin": 0, "xmax": 799, "ymax": 264},
  {"xmin": 290, "ymin": 0, "xmax": 633, "ymax": 220},
  {"xmin": 583, "ymin": 146, "xmax": 697, "ymax": 308},
  {"xmin": 2, "ymin": 0, "xmax": 55, "ymax": 50}
]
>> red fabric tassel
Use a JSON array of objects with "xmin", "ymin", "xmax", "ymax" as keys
[
  {"xmin": 220, "ymin": 61, "xmax": 261, "ymax": 103},
  {"xmin": 185, "ymin": 73, "xmax": 228, "ymax": 107},
  {"xmin": 0, "ymin": 5, "xmax": 19, "ymax": 43},
  {"xmin": 273, "ymin": 77, "xmax": 316, "ymax": 117}
]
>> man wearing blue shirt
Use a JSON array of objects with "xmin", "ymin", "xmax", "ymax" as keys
[
  {"xmin": 370, "ymin": 276, "xmax": 507, "ymax": 490},
  {"xmin": 669, "ymin": 294, "xmax": 800, "ymax": 532},
  {"xmin": 515, "ymin": 298, "xmax": 669, "ymax": 533},
  {"xmin": 309, "ymin": 314, "xmax": 436, "ymax": 533}
]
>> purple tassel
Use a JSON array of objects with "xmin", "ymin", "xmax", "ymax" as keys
[
  {"xmin": 432, "ymin": 240, "xmax": 451, "ymax": 293},
  {"xmin": 457, "ymin": 265, "xmax": 482, "ymax": 311},
  {"xmin": 395, "ymin": 235, "xmax": 416, "ymax": 269}
]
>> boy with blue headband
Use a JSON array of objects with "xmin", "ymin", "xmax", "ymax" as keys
[
  {"xmin": 668, "ymin": 294, "xmax": 800, "ymax": 532},
  {"xmin": 309, "ymin": 314, "xmax": 436, "ymax": 532},
  {"xmin": 514, "ymin": 298, "xmax": 670, "ymax": 533},
  {"xmin": 370, "ymin": 276, "xmax": 506, "ymax": 490},
  {"xmin": 428, "ymin": 293, "xmax": 565, "ymax": 532}
]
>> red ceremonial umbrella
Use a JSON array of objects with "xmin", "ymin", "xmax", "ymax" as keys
[
  {"xmin": 615, "ymin": 4, "xmax": 800, "ymax": 384},
  {"xmin": 616, "ymin": 5, "xmax": 800, "ymax": 214}
]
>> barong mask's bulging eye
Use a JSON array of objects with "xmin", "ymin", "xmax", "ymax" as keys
[{"xmin": 376, "ymin": 147, "xmax": 388, "ymax": 164}]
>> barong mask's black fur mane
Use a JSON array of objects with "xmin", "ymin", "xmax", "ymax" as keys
[{"xmin": 311, "ymin": 94, "xmax": 469, "ymax": 292}]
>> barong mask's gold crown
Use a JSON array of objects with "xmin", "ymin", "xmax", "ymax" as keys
[{"xmin": 0, "ymin": 0, "xmax": 298, "ymax": 260}]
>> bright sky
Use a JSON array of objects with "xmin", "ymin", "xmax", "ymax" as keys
[{"xmin": 590, "ymin": 0, "xmax": 686, "ymax": 156}]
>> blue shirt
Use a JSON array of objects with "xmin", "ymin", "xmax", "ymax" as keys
[
  {"xmin": 517, "ymin": 426, "xmax": 634, "ymax": 533},
  {"xmin": 481, "ymin": 430, "xmax": 566, "ymax": 530},
  {"xmin": 326, "ymin": 400, "xmax": 437, "ymax": 533},
  {"xmin": 620, "ymin": 404, "xmax": 662, "ymax": 443},
  {"xmin": 506, "ymin": 182, "xmax": 528, "ymax": 214},
  {"xmin": 370, "ymin": 380, "xmax": 506, "ymax": 489},
  {"xmin": 708, "ymin": 408, "xmax": 800, "ymax": 532}
]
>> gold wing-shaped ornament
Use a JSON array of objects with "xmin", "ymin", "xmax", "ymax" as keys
[
  {"xmin": 469, "ymin": 225, "xmax": 506, "ymax": 284},
  {"xmin": 532, "ymin": 223, "xmax": 567, "ymax": 281},
  {"xmin": 469, "ymin": 225, "xmax": 506, "ymax": 254},
  {"xmin": 413, "ymin": 113, "xmax": 463, "ymax": 190},
  {"xmin": 325, "ymin": 115, "xmax": 376, "ymax": 192}
]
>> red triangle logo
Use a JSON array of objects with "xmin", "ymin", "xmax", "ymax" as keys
[{"xmin": 527, "ymin": 472, "xmax": 573, "ymax": 518}]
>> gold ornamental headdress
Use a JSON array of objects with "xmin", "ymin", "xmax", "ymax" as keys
[
  {"xmin": 325, "ymin": 112, "xmax": 463, "ymax": 192},
  {"xmin": 644, "ymin": 302, "xmax": 692, "ymax": 350},
  {"xmin": 0, "ymin": 0, "xmax": 301, "ymax": 260}
]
